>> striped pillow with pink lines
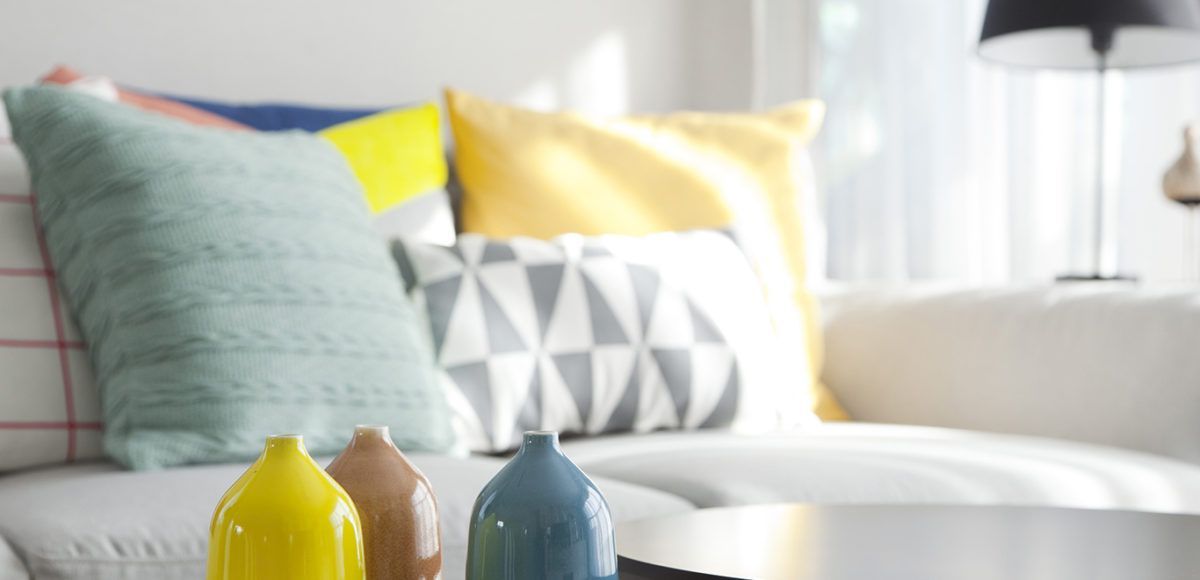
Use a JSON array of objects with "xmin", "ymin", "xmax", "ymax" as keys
[{"xmin": 0, "ymin": 94, "xmax": 104, "ymax": 471}]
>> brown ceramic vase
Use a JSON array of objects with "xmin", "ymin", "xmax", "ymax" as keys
[{"xmin": 327, "ymin": 425, "xmax": 443, "ymax": 579}]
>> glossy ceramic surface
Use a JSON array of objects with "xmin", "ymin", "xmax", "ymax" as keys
[
  {"xmin": 327, "ymin": 425, "xmax": 443, "ymax": 579},
  {"xmin": 466, "ymin": 431, "xmax": 617, "ymax": 580},
  {"xmin": 206, "ymin": 435, "xmax": 365, "ymax": 580}
]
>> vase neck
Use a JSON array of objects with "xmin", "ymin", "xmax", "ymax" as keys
[
  {"xmin": 261, "ymin": 434, "xmax": 308, "ymax": 463},
  {"xmin": 519, "ymin": 431, "xmax": 561, "ymax": 454},
  {"xmin": 347, "ymin": 424, "xmax": 398, "ymax": 451}
]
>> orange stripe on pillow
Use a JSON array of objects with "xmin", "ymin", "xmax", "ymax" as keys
[{"xmin": 40, "ymin": 66, "xmax": 250, "ymax": 131}]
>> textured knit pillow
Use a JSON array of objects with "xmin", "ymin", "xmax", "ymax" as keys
[
  {"xmin": 394, "ymin": 232, "xmax": 814, "ymax": 453},
  {"xmin": 4, "ymin": 85, "xmax": 454, "ymax": 470},
  {"xmin": 445, "ymin": 89, "xmax": 847, "ymax": 421}
]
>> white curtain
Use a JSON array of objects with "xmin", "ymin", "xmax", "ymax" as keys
[{"xmin": 812, "ymin": 0, "xmax": 1200, "ymax": 283}]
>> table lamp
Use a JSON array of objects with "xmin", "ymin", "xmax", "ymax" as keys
[{"xmin": 979, "ymin": 0, "xmax": 1200, "ymax": 281}]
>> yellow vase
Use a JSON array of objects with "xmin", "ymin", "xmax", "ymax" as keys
[{"xmin": 207, "ymin": 435, "xmax": 366, "ymax": 580}]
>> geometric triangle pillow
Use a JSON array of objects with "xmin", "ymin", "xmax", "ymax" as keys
[{"xmin": 393, "ymin": 231, "xmax": 817, "ymax": 453}]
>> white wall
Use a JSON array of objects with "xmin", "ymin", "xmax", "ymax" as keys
[
  {"xmin": 1119, "ymin": 67, "xmax": 1200, "ymax": 284},
  {"xmin": 0, "ymin": 0, "xmax": 760, "ymax": 115}
]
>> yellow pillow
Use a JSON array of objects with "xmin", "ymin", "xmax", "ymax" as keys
[
  {"xmin": 320, "ymin": 103, "xmax": 447, "ymax": 213},
  {"xmin": 445, "ymin": 89, "xmax": 848, "ymax": 421}
]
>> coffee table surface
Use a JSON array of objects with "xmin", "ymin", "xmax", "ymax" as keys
[{"xmin": 616, "ymin": 504, "xmax": 1200, "ymax": 580}]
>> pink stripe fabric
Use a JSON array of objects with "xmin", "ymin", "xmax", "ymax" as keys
[
  {"xmin": 0, "ymin": 268, "xmax": 53, "ymax": 277},
  {"xmin": 29, "ymin": 194, "xmax": 79, "ymax": 461},
  {"xmin": 3, "ymin": 132, "xmax": 105, "ymax": 467},
  {"xmin": 0, "ymin": 421, "xmax": 102, "ymax": 430},
  {"xmin": 0, "ymin": 338, "xmax": 85, "ymax": 349}
]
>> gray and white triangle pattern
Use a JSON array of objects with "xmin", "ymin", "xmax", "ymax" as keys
[{"xmin": 394, "ymin": 231, "xmax": 799, "ymax": 452}]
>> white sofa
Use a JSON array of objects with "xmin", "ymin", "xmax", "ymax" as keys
[
  {"xmin": 821, "ymin": 285, "xmax": 1200, "ymax": 464},
  {"xmin": 3, "ymin": 285, "xmax": 1199, "ymax": 580}
]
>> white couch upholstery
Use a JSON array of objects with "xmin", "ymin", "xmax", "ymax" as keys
[
  {"xmin": 821, "ymin": 285, "xmax": 1200, "ymax": 463},
  {"xmin": 0, "ymin": 455, "xmax": 692, "ymax": 580},
  {"xmin": 565, "ymin": 425, "xmax": 1200, "ymax": 513},
  {"xmin": 4, "ymin": 285, "xmax": 1200, "ymax": 579}
]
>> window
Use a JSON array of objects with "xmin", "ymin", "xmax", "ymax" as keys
[{"xmin": 812, "ymin": 0, "xmax": 1198, "ymax": 282}]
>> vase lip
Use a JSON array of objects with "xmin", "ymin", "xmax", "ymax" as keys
[
  {"xmin": 354, "ymin": 424, "xmax": 390, "ymax": 436},
  {"xmin": 263, "ymin": 434, "xmax": 307, "ymax": 457},
  {"xmin": 522, "ymin": 430, "xmax": 561, "ymax": 447}
]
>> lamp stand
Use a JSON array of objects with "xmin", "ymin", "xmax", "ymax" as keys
[{"xmin": 1057, "ymin": 29, "xmax": 1136, "ymax": 282}]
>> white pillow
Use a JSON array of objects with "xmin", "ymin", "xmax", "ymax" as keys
[
  {"xmin": 0, "ymin": 141, "xmax": 29, "ymax": 195},
  {"xmin": 0, "ymin": 77, "xmax": 114, "ymax": 471},
  {"xmin": 394, "ymin": 231, "xmax": 817, "ymax": 453},
  {"xmin": 372, "ymin": 188, "xmax": 456, "ymax": 245}
]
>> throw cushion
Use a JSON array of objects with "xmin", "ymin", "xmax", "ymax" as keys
[
  {"xmin": 4, "ymin": 85, "xmax": 454, "ymax": 470},
  {"xmin": 0, "ymin": 78, "xmax": 118, "ymax": 472},
  {"xmin": 394, "ymin": 232, "xmax": 814, "ymax": 453},
  {"xmin": 42, "ymin": 66, "xmax": 451, "ymax": 225},
  {"xmin": 0, "ymin": 159, "xmax": 103, "ymax": 472},
  {"xmin": 444, "ymin": 89, "xmax": 848, "ymax": 421},
  {"xmin": 163, "ymin": 97, "xmax": 380, "ymax": 132},
  {"xmin": 319, "ymin": 104, "xmax": 449, "ymax": 213},
  {"xmin": 41, "ymin": 66, "xmax": 249, "ymax": 130}
]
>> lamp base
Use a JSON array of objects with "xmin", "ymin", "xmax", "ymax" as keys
[{"xmin": 1055, "ymin": 273, "xmax": 1138, "ymax": 283}]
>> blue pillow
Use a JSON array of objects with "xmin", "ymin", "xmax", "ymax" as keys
[{"xmin": 164, "ymin": 94, "xmax": 380, "ymax": 132}]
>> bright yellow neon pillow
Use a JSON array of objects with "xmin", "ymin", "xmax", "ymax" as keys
[
  {"xmin": 445, "ymin": 89, "xmax": 848, "ymax": 421},
  {"xmin": 320, "ymin": 103, "xmax": 447, "ymax": 213}
]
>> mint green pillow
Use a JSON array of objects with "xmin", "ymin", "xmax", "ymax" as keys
[{"xmin": 4, "ymin": 86, "xmax": 454, "ymax": 469}]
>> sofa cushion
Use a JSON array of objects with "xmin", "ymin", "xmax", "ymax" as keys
[
  {"xmin": 0, "ymin": 455, "xmax": 692, "ymax": 580},
  {"xmin": 562, "ymin": 423, "xmax": 1200, "ymax": 513},
  {"xmin": 0, "ymin": 538, "xmax": 27, "ymax": 580}
]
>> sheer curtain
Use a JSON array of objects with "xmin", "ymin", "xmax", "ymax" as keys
[{"xmin": 811, "ymin": 0, "xmax": 1200, "ymax": 283}]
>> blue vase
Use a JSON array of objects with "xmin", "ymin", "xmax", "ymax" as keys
[{"xmin": 466, "ymin": 431, "xmax": 617, "ymax": 580}]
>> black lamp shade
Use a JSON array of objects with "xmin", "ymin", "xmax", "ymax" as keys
[{"xmin": 979, "ymin": 0, "xmax": 1200, "ymax": 69}]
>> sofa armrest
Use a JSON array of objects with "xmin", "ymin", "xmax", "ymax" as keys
[{"xmin": 819, "ymin": 285, "xmax": 1200, "ymax": 463}]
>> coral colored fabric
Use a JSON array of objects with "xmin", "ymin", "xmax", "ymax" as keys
[{"xmin": 40, "ymin": 66, "xmax": 249, "ymax": 131}]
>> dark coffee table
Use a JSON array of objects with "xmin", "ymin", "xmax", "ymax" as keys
[{"xmin": 616, "ymin": 504, "xmax": 1200, "ymax": 579}]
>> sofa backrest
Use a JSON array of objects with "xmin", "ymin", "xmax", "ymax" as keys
[{"xmin": 820, "ymin": 285, "xmax": 1200, "ymax": 464}]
